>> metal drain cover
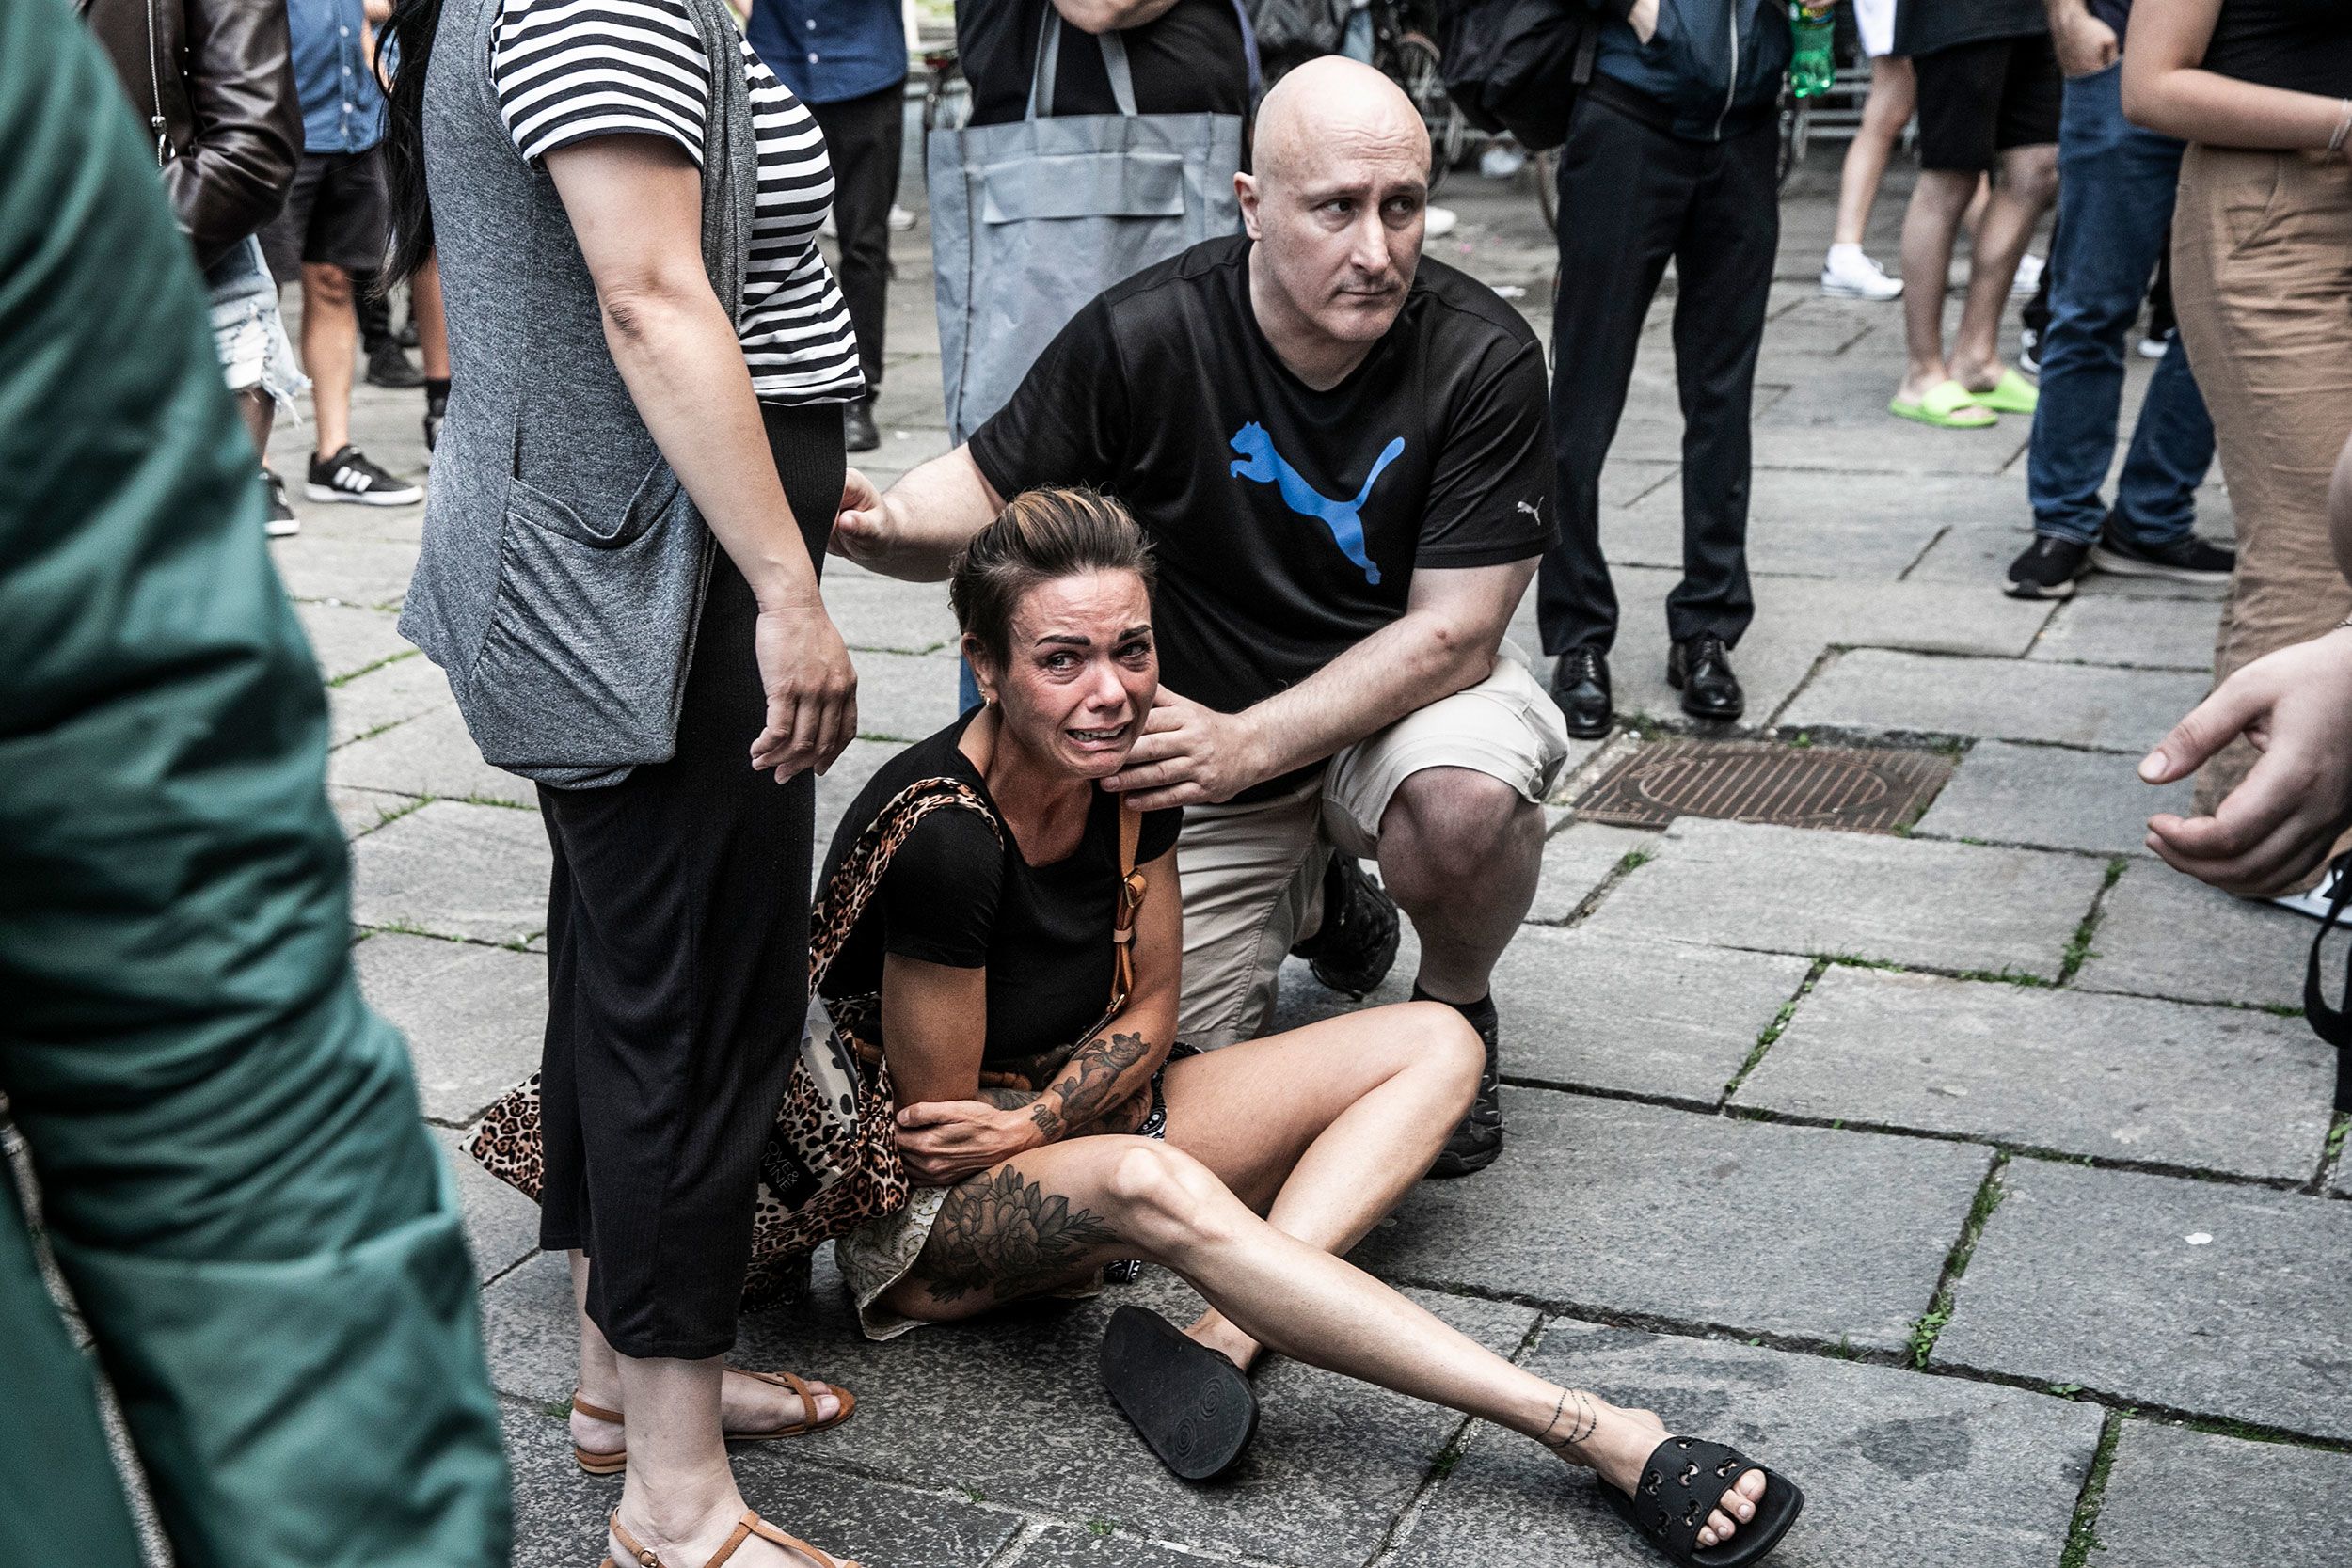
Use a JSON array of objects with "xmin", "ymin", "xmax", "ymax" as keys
[{"xmin": 1574, "ymin": 739, "xmax": 1952, "ymax": 832}]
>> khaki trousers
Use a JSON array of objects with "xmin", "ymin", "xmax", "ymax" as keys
[{"xmin": 2170, "ymin": 143, "xmax": 2352, "ymax": 879}]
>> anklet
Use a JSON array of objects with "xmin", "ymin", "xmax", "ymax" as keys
[{"xmin": 1537, "ymin": 1388, "xmax": 1597, "ymax": 1450}]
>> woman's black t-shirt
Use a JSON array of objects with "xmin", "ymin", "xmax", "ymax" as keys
[
  {"xmin": 958, "ymin": 0, "xmax": 1251, "ymax": 126},
  {"xmin": 2204, "ymin": 0, "xmax": 2352, "ymax": 100},
  {"xmin": 816, "ymin": 714, "xmax": 1183, "ymax": 1067}
]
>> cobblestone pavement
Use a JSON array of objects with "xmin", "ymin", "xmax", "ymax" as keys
[{"xmin": 273, "ymin": 148, "xmax": 2350, "ymax": 1567}]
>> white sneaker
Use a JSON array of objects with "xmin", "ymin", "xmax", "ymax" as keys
[
  {"xmin": 2272, "ymin": 859, "xmax": 2350, "ymax": 922},
  {"xmin": 2010, "ymin": 252, "xmax": 2045, "ymax": 298},
  {"xmin": 2137, "ymin": 329, "xmax": 2173, "ymax": 361},
  {"xmin": 1820, "ymin": 245, "xmax": 1903, "ymax": 300},
  {"xmin": 1424, "ymin": 205, "xmax": 1458, "ymax": 238},
  {"xmin": 887, "ymin": 203, "xmax": 914, "ymax": 231}
]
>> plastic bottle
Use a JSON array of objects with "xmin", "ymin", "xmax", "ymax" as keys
[{"xmin": 1789, "ymin": 2, "xmax": 1836, "ymax": 99}]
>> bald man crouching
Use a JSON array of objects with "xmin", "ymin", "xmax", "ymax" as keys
[{"xmin": 833, "ymin": 58, "xmax": 1568, "ymax": 1178}]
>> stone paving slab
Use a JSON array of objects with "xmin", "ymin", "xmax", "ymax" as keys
[
  {"xmin": 357, "ymin": 931, "xmax": 546, "ymax": 1124},
  {"xmin": 853, "ymin": 646, "xmax": 964, "ymax": 743},
  {"xmin": 1738, "ymin": 968, "xmax": 2335, "ymax": 1180},
  {"xmin": 2026, "ymin": 594, "xmax": 2220, "ymax": 672},
  {"xmin": 828, "ymin": 562, "xmax": 962, "ymax": 655},
  {"xmin": 265, "ymin": 534, "xmax": 420, "ymax": 607},
  {"xmin": 1357, "ymin": 1087, "xmax": 1992, "ymax": 1352},
  {"xmin": 295, "ymin": 601, "xmax": 414, "ymax": 682},
  {"xmin": 501, "ymin": 1404, "xmax": 1022, "ymax": 1568},
  {"xmin": 1387, "ymin": 1319, "xmax": 2101, "ymax": 1568},
  {"xmin": 1782, "ymin": 650, "xmax": 2207, "ymax": 752},
  {"xmin": 2094, "ymin": 1419, "xmax": 2351, "ymax": 1568},
  {"xmin": 482, "ymin": 1254, "xmax": 1536, "ymax": 1568},
  {"xmin": 329, "ymin": 702, "xmax": 537, "ymax": 807},
  {"xmin": 1911, "ymin": 739, "xmax": 2190, "ymax": 857},
  {"xmin": 2073, "ymin": 864, "xmax": 2310, "ymax": 1009},
  {"xmin": 1498, "ymin": 927, "xmax": 1811, "ymax": 1102},
  {"xmin": 329, "ymin": 784, "xmax": 410, "ymax": 838},
  {"xmin": 324, "ymin": 649, "xmax": 449, "ymax": 748},
  {"xmin": 436, "ymin": 1127, "xmax": 540, "ymax": 1283},
  {"xmin": 1754, "ymin": 397, "xmax": 2032, "ymax": 478},
  {"xmin": 1527, "ymin": 822, "xmax": 1659, "ymax": 924},
  {"xmin": 1015, "ymin": 1524, "xmax": 1242, "ymax": 1568},
  {"xmin": 814, "ymin": 737, "xmax": 908, "ymax": 870},
  {"xmin": 1622, "ymin": 471, "xmax": 2024, "ymax": 580},
  {"xmin": 1577, "ymin": 818, "xmax": 2101, "ymax": 979},
  {"xmin": 349, "ymin": 799, "xmax": 548, "ymax": 945},
  {"xmin": 1935, "ymin": 1161, "xmax": 2352, "ymax": 1439}
]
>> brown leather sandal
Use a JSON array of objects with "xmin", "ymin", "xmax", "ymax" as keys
[
  {"xmin": 571, "ymin": 1370, "xmax": 858, "ymax": 1475},
  {"xmin": 599, "ymin": 1509, "xmax": 861, "ymax": 1568}
]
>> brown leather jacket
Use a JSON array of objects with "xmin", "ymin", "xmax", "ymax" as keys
[{"xmin": 78, "ymin": 0, "xmax": 301, "ymax": 271}]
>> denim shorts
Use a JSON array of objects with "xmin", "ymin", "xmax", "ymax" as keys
[{"xmin": 205, "ymin": 235, "xmax": 308, "ymax": 408}]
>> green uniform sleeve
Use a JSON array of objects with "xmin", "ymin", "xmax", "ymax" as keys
[{"xmin": 0, "ymin": 3, "xmax": 512, "ymax": 1563}]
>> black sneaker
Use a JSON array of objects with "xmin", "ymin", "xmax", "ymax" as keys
[
  {"xmin": 2004, "ymin": 535, "xmax": 2090, "ymax": 600},
  {"xmin": 1425, "ymin": 990, "xmax": 1502, "ymax": 1179},
  {"xmin": 2090, "ymin": 527, "xmax": 2234, "ymax": 584},
  {"xmin": 306, "ymin": 445, "xmax": 422, "ymax": 507},
  {"xmin": 2018, "ymin": 325, "xmax": 2041, "ymax": 378},
  {"xmin": 844, "ymin": 395, "xmax": 880, "ymax": 454},
  {"xmin": 365, "ymin": 338, "xmax": 425, "ymax": 388},
  {"xmin": 1290, "ymin": 854, "xmax": 1400, "ymax": 998},
  {"xmin": 262, "ymin": 469, "xmax": 299, "ymax": 537}
]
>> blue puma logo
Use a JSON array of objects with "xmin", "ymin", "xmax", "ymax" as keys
[{"xmin": 1228, "ymin": 422, "xmax": 1403, "ymax": 586}]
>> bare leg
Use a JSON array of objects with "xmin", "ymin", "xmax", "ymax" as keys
[
  {"xmin": 1896, "ymin": 168, "xmax": 1979, "ymax": 402},
  {"xmin": 1832, "ymin": 55, "xmax": 1915, "ymax": 248},
  {"xmin": 1378, "ymin": 767, "xmax": 1545, "ymax": 1005},
  {"xmin": 297, "ymin": 261, "xmax": 357, "ymax": 459},
  {"xmin": 564, "ymin": 1254, "xmax": 844, "ymax": 1568},
  {"xmin": 413, "ymin": 252, "xmax": 450, "ymax": 381},
  {"xmin": 883, "ymin": 1138, "xmax": 1767, "ymax": 1549},
  {"xmin": 1155, "ymin": 999, "xmax": 1484, "ymax": 1367},
  {"xmin": 1948, "ymin": 144, "xmax": 2059, "ymax": 391}
]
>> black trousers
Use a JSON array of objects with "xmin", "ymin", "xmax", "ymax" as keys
[
  {"xmin": 536, "ymin": 401, "xmax": 844, "ymax": 1360},
  {"xmin": 1535, "ymin": 97, "xmax": 1778, "ymax": 657},
  {"xmin": 810, "ymin": 81, "xmax": 904, "ymax": 398}
]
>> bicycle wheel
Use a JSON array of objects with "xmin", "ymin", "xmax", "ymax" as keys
[{"xmin": 1388, "ymin": 32, "xmax": 1467, "ymax": 193}]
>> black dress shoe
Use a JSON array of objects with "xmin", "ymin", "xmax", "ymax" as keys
[
  {"xmin": 364, "ymin": 338, "xmax": 424, "ymax": 388},
  {"xmin": 844, "ymin": 396, "xmax": 880, "ymax": 453},
  {"xmin": 1668, "ymin": 634, "xmax": 1744, "ymax": 721},
  {"xmin": 1549, "ymin": 646, "xmax": 1613, "ymax": 739}
]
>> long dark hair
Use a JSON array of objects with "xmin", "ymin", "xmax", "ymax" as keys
[{"xmin": 375, "ymin": 0, "xmax": 442, "ymax": 284}]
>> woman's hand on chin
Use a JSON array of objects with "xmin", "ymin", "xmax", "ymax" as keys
[{"xmin": 895, "ymin": 1097, "xmax": 1048, "ymax": 1184}]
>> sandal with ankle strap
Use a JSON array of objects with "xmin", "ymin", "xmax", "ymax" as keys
[
  {"xmin": 601, "ymin": 1509, "xmax": 860, "ymax": 1568},
  {"xmin": 1606, "ymin": 1433, "xmax": 1804, "ymax": 1566},
  {"xmin": 571, "ymin": 1370, "xmax": 857, "ymax": 1475}
]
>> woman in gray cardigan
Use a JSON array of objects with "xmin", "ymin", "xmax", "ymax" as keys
[{"xmin": 379, "ymin": 0, "xmax": 867, "ymax": 1562}]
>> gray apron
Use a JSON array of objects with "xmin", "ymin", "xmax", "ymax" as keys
[{"xmin": 929, "ymin": 8, "xmax": 1246, "ymax": 442}]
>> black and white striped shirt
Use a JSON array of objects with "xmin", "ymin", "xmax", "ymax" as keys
[{"xmin": 491, "ymin": 0, "xmax": 862, "ymax": 404}]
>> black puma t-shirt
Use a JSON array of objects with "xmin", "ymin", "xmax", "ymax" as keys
[
  {"xmin": 816, "ymin": 714, "xmax": 1184, "ymax": 1067},
  {"xmin": 967, "ymin": 234, "xmax": 1555, "ymax": 779}
]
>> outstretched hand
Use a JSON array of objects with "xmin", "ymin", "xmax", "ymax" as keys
[{"xmin": 2139, "ymin": 626, "xmax": 2352, "ymax": 896}]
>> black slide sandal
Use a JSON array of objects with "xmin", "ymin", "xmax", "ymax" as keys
[
  {"xmin": 1099, "ymin": 1306, "xmax": 1259, "ymax": 1481},
  {"xmin": 1606, "ymin": 1435, "xmax": 1804, "ymax": 1566}
]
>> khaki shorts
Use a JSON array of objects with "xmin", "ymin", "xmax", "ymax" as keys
[{"xmin": 1175, "ymin": 644, "xmax": 1572, "ymax": 1048}]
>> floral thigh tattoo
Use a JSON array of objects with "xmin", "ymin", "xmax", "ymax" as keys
[{"xmin": 918, "ymin": 1164, "xmax": 1121, "ymax": 1305}]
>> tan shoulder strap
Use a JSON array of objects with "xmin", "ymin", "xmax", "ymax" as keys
[{"xmin": 1110, "ymin": 800, "xmax": 1146, "ymax": 1006}]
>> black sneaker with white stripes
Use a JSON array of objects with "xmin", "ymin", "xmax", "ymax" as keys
[
  {"xmin": 306, "ymin": 445, "xmax": 421, "ymax": 507},
  {"xmin": 262, "ymin": 468, "xmax": 299, "ymax": 537},
  {"xmin": 2090, "ymin": 526, "xmax": 2234, "ymax": 584}
]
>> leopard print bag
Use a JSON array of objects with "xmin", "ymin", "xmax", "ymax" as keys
[{"xmin": 465, "ymin": 776, "xmax": 1001, "ymax": 1310}]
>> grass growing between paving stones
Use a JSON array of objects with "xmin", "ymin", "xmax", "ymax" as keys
[
  {"xmin": 2058, "ymin": 858, "xmax": 2128, "ymax": 983},
  {"xmin": 323, "ymin": 646, "xmax": 421, "ymax": 688},
  {"xmin": 2057, "ymin": 1411, "xmax": 2122, "ymax": 1568},
  {"xmin": 2324, "ymin": 1113, "xmax": 2349, "ymax": 1187},
  {"xmin": 1722, "ymin": 960, "xmax": 1826, "ymax": 1100},
  {"xmin": 1907, "ymin": 1154, "xmax": 2009, "ymax": 1369}
]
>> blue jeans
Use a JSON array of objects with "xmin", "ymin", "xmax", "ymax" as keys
[{"xmin": 2026, "ymin": 66, "xmax": 2215, "ymax": 546}]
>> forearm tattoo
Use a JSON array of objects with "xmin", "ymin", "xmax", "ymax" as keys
[
  {"xmin": 919, "ymin": 1166, "xmax": 1120, "ymax": 1304},
  {"xmin": 1030, "ymin": 1030, "xmax": 1152, "ymax": 1143},
  {"xmin": 975, "ymin": 1085, "xmax": 1041, "ymax": 1113}
]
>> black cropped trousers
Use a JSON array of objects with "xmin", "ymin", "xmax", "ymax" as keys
[{"xmin": 535, "ymin": 400, "xmax": 842, "ymax": 1359}]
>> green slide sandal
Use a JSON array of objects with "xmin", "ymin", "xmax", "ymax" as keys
[
  {"xmin": 1967, "ymin": 367, "xmax": 2040, "ymax": 415},
  {"xmin": 1889, "ymin": 379, "xmax": 1998, "ymax": 429}
]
